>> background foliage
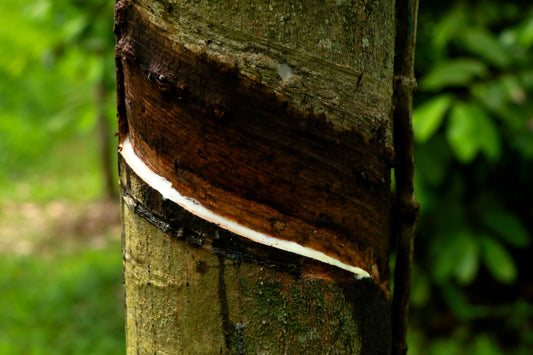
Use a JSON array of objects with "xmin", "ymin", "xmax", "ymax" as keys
[
  {"xmin": 410, "ymin": 1, "xmax": 533, "ymax": 353},
  {"xmin": 0, "ymin": 0, "xmax": 532, "ymax": 354},
  {"xmin": 0, "ymin": 0, "xmax": 116, "ymax": 200},
  {"xmin": 0, "ymin": 0, "xmax": 123, "ymax": 353}
]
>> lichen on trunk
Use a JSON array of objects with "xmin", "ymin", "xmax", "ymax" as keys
[{"xmin": 121, "ymin": 158, "xmax": 391, "ymax": 354}]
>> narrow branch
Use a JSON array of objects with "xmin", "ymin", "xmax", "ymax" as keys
[{"xmin": 391, "ymin": 1, "xmax": 420, "ymax": 355}]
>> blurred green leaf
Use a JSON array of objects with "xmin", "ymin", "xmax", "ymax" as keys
[
  {"xmin": 430, "ymin": 229, "xmax": 480, "ymax": 285},
  {"xmin": 411, "ymin": 1, "xmax": 533, "ymax": 352},
  {"xmin": 475, "ymin": 105, "xmax": 501, "ymax": 161},
  {"xmin": 446, "ymin": 102, "xmax": 479, "ymax": 162},
  {"xmin": 471, "ymin": 81, "xmax": 506, "ymax": 113},
  {"xmin": 421, "ymin": 58, "xmax": 488, "ymax": 91},
  {"xmin": 481, "ymin": 235, "xmax": 517, "ymax": 284},
  {"xmin": 415, "ymin": 137, "xmax": 452, "ymax": 187},
  {"xmin": 482, "ymin": 208, "xmax": 530, "ymax": 247},
  {"xmin": 426, "ymin": 338, "xmax": 462, "ymax": 355},
  {"xmin": 441, "ymin": 282, "xmax": 488, "ymax": 320},
  {"xmin": 468, "ymin": 335, "xmax": 502, "ymax": 355},
  {"xmin": 453, "ymin": 230, "xmax": 479, "ymax": 285},
  {"xmin": 432, "ymin": 3, "xmax": 467, "ymax": 54},
  {"xmin": 462, "ymin": 28, "xmax": 510, "ymax": 68},
  {"xmin": 432, "ymin": 233, "xmax": 460, "ymax": 282},
  {"xmin": 446, "ymin": 102, "xmax": 500, "ymax": 163},
  {"xmin": 413, "ymin": 95, "xmax": 454, "ymax": 142},
  {"xmin": 515, "ymin": 17, "xmax": 533, "ymax": 48},
  {"xmin": 501, "ymin": 74, "xmax": 526, "ymax": 104},
  {"xmin": 413, "ymin": 169, "xmax": 430, "ymax": 213},
  {"xmin": 411, "ymin": 266, "xmax": 431, "ymax": 307}
]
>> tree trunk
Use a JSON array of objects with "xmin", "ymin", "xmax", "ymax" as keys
[{"xmin": 115, "ymin": 0, "xmax": 396, "ymax": 353}]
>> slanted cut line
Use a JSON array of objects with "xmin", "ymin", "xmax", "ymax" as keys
[{"xmin": 120, "ymin": 136, "xmax": 370, "ymax": 279}]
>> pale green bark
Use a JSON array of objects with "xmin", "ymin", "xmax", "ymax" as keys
[{"xmin": 121, "ymin": 161, "xmax": 391, "ymax": 354}]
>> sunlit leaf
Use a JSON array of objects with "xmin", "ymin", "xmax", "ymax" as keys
[
  {"xmin": 421, "ymin": 58, "xmax": 488, "ymax": 91},
  {"xmin": 462, "ymin": 28, "xmax": 510, "ymax": 68},
  {"xmin": 515, "ymin": 17, "xmax": 533, "ymax": 48},
  {"xmin": 481, "ymin": 236, "xmax": 517, "ymax": 284},
  {"xmin": 446, "ymin": 102, "xmax": 479, "ymax": 162},
  {"xmin": 446, "ymin": 102, "xmax": 501, "ymax": 162},
  {"xmin": 482, "ymin": 209, "xmax": 530, "ymax": 247},
  {"xmin": 413, "ymin": 94, "xmax": 453, "ymax": 142}
]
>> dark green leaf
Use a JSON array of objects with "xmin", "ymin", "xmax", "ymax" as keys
[
  {"xmin": 432, "ymin": 233, "xmax": 460, "ymax": 283},
  {"xmin": 481, "ymin": 236, "xmax": 517, "ymax": 284},
  {"xmin": 415, "ymin": 137, "xmax": 452, "ymax": 187},
  {"xmin": 474, "ymin": 105, "xmax": 501, "ymax": 161},
  {"xmin": 441, "ymin": 282, "xmax": 488, "ymax": 320},
  {"xmin": 410, "ymin": 266, "xmax": 430, "ymax": 307},
  {"xmin": 432, "ymin": 4, "xmax": 467, "ymax": 53},
  {"xmin": 432, "ymin": 229, "xmax": 477, "ymax": 283},
  {"xmin": 469, "ymin": 335, "xmax": 502, "ymax": 355},
  {"xmin": 482, "ymin": 209, "xmax": 530, "ymax": 247}
]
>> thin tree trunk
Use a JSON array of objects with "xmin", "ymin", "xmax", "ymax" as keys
[
  {"xmin": 116, "ymin": 0, "xmax": 397, "ymax": 353},
  {"xmin": 391, "ymin": 1, "xmax": 419, "ymax": 354}
]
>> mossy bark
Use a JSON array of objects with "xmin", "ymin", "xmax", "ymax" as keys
[
  {"xmin": 116, "ymin": 0, "xmax": 396, "ymax": 353},
  {"xmin": 121, "ymin": 159, "xmax": 391, "ymax": 354}
]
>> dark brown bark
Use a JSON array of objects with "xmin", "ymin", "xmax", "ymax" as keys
[
  {"xmin": 120, "ymin": 156, "xmax": 392, "ymax": 354},
  {"xmin": 115, "ymin": 0, "xmax": 394, "ymax": 290}
]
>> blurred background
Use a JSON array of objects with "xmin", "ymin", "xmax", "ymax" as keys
[
  {"xmin": 0, "ymin": 0, "xmax": 124, "ymax": 353},
  {"xmin": 410, "ymin": 1, "xmax": 533, "ymax": 354},
  {"xmin": 0, "ymin": 0, "xmax": 532, "ymax": 354}
]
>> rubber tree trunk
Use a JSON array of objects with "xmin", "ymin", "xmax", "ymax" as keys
[{"xmin": 115, "ymin": 0, "xmax": 395, "ymax": 353}]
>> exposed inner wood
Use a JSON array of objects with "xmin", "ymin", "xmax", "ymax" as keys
[
  {"xmin": 115, "ymin": 1, "xmax": 393, "ymax": 289},
  {"xmin": 120, "ymin": 136, "xmax": 372, "ymax": 278}
]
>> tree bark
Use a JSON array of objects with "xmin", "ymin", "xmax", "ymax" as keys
[{"xmin": 116, "ymin": 0, "xmax": 396, "ymax": 353}]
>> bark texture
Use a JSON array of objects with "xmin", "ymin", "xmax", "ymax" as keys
[
  {"xmin": 116, "ymin": 0, "xmax": 397, "ymax": 353},
  {"xmin": 120, "ymin": 158, "xmax": 391, "ymax": 354}
]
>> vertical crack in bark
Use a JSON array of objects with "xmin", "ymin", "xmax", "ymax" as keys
[{"xmin": 217, "ymin": 253, "xmax": 234, "ymax": 351}]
